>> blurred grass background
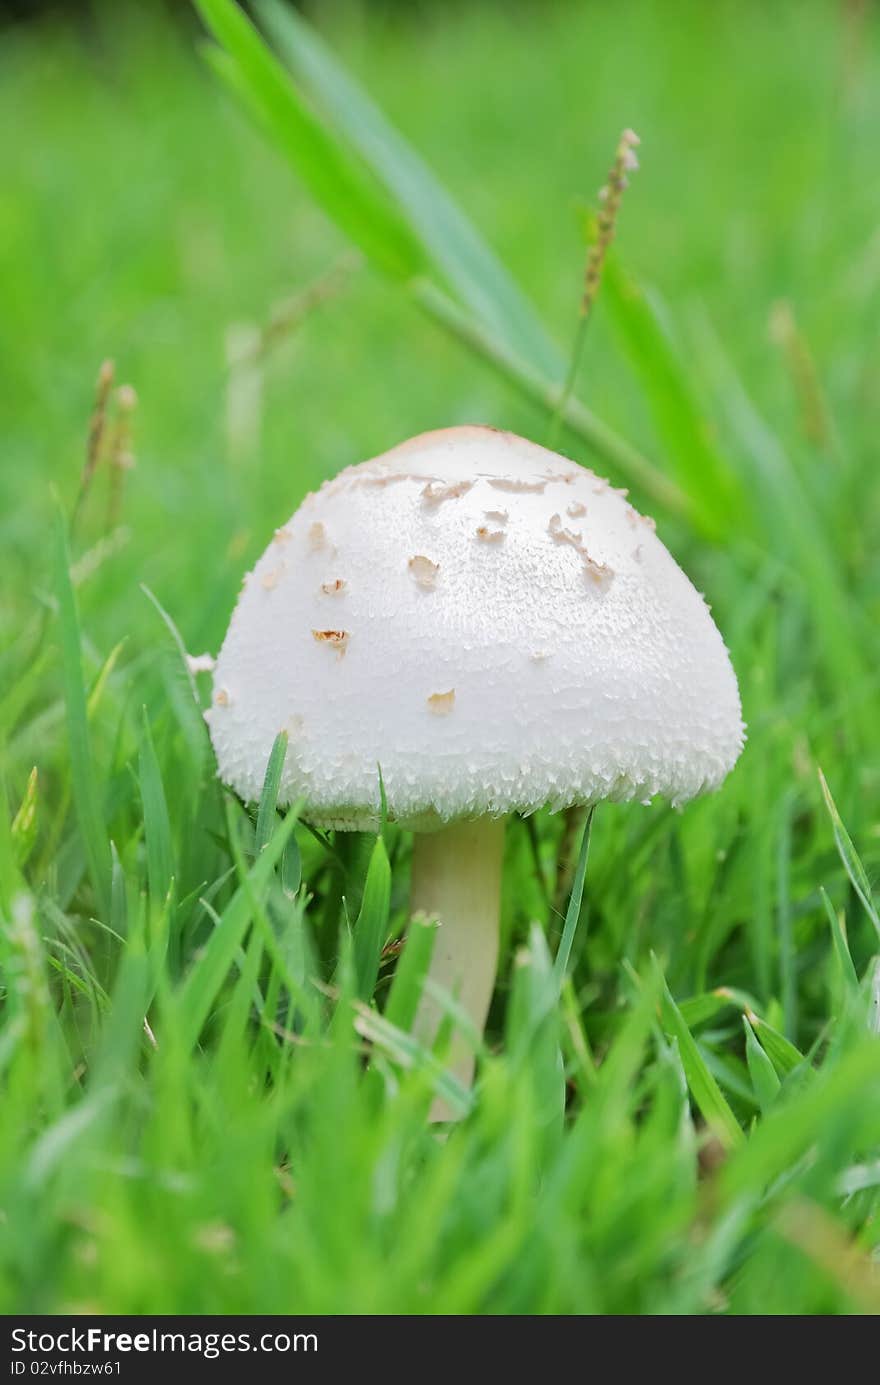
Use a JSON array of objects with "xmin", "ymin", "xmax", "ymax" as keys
[
  {"xmin": 3, "ymin": 0, "xmax": 877, "ymax": 652},
  {"xmin": 1, "ymin": 0, "xmax": 880, "ymax": 1315}
]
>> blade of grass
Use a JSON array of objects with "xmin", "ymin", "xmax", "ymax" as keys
[
  {"xmin": 215, "ymin": 917, "xmax": 265, "ymax": 1068},
  {"xmin": 109, "ymin": 841, "xmax": 127, "ymax": 939},
  {"xmin": 194, "ymin": 0, "xmax": 425, "ymax": 281},
  {"xmin": 552, "ymin": 808, "xmax": 592, "ymax": 986},
  {"xmin": 678, "ymin": 986, "xmax": 758, "ymax": 1028},
  {"xmin": 746, "ymin": 1011, "xmax": 806, "ymax": 1078},
  {"xmin": 53, "ymin": 504, "xmax": 111, "ymax": 919},
  {"xmin": 654, "ymin": 957, "xmax": 744, "ymax": 1149},
  {"xmin": 353, "ymin": 1003, "xmax": 472, "ymax": 1119},
  {"xmin": 178, "ymin": 802, "xmax": 300, "ymax": 1048},
  {"xmin": 820, "ymin": 886, "xmax": 859, "ymax": 993},
  {"xmin": 140, "ymin": 584, "xmax": 200, "ymax": 704},
  {"xmin": 254, "ymin": 730, "xmax": 288, "ymax": 856},
  {"xmin": 720, "ymin": 1041, "xmax": 880, "ymax": 1201},
  {"xmin": 224, "ymin": 795, "xmax": 316, "ymax": 1021},
  {"xmin": 140, "ymin": 585, "xmax": 208, "ymax": 783},
  {"xmin": 11, "ymin": 767, "xmax": 38, "ymax": 868},
  {"xmin": 280, "ymin": 829, "xmax": 302, "ymax": 899},
  {"xmin": 818, "ymin": 767, "xmax": 880, "ymax": 942},
  {"xmin": 255, "ymin": 0, "xmax": 562, "ymax": 377},
  {"xmin": 777, "ymin": 791, "xmax": 797, "ymax": 1039},
  {"xmin": 138, "ymin": 708, "xmax": 174, "ymax": 912},
  {"xmin": 603, "ymin": 257, "xmax": 742, "ymax": 538},
  {"xmin": 692, "ymin": 312, "xmax": 867, "ymax": 702},
  {"xmin": 86, "ymin": 639, "xmax": 127, "ymax": 720},
  {"xmin": 415, "ymin": 280, "xmax": 690, "ymax": 518},
  {"xmin": 743, "ymin": 1016, "xmax": 781, "ymax": 1114},
  {"xmin": 384, "ymin": 912, "xmax": 438, "ymax": 1032},
  {"xmin": 196, "ymin": 1, "xmax": 685, "ymax": 514},
  {"xmin": 352, "ymin": 835, "xmax": 391, "ymax": 1002}
]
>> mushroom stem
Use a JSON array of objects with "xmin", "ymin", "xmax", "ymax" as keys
[{"xmin": 410, "ymin": 816, "xmax": 506, "ymax": 1108}]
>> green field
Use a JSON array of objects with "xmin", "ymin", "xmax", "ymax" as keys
[{"xmin": 1, "ymin": 0, "xmax": 880, "ymax": 1314}]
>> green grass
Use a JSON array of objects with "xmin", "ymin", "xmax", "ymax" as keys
[{"xmin": 1, "ymin": 0, "xmax": 880, "ymax": 1314}]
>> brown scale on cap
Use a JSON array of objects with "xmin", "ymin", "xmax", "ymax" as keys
[
  {"xmin": 354, "ymin": 471, "xmax": 414, "ymax": 489},
  {"xmin": 408, "ymin": 555, "xmax": 440, "ymax": 590},
  {"xmin": 320, "ymin": 578, "xmax": 347, "ymax": 596},
  {"xmin": 312, "ymin": 629, "xmax": 349, "ymax": 659},
  {"xmin": 261, "ymin": 566, "xmax": 284, "ymax": 591},
  {"xmin": 427, "ymin": 689, "xmax": 455, "ymax": 716},
  {"xmin": 625, "ymin": 504, "xmax": 654, "ymax": 531},
  {"xmin": 584, "ymin": 556, "xmax": 613, "ymax": 586},
  {"xmin": 308, "ymin": 522, "xmax": 328, "ymax": 552},
  {"xmin": 567, "ymin": 501, "xmax": 587, "ymax": 519},
  {"xmin": 547, "ymin": 513, "xmax": 585, "ymax": 550},
  {"xmin": 548, "ymin": 514, "xmax": 614, "ymax": 588},
  {"xmin": 475, "ymin": 525, "xmax": 505, "ymax": 544},
  {"xmin": 489, "ymin": 476, "xmax": 547, "ymax": 495},
  {"xmin": 421, "ymin": 479, "xmax": 473, "ymax": 508}
]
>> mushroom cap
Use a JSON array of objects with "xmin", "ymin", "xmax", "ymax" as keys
[{"xmin": 209, "ymin": 426, "xmax": 744, "ymax": 829}]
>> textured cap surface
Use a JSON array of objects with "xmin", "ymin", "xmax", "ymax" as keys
[{"xmin": 208, "ymin": 427, "xmax": 744, "ymax": 829}]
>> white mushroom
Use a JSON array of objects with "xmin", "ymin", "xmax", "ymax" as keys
[{"xmin": 209, "ymin": 426, "xmax": 744, "ymax": 1105}]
